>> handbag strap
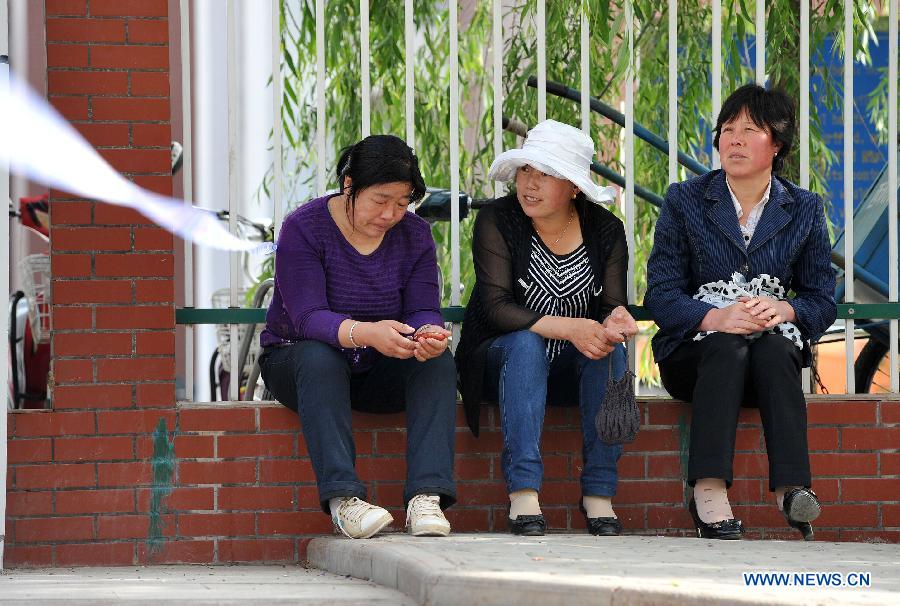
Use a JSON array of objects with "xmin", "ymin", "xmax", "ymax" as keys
[{"xmin": 608, "ymin": 343, "xmax": 632, "ymax": 379}]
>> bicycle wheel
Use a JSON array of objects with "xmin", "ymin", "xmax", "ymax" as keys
[
  {"xmin": 854, "ymin": 338, "xmax": 893, "ymax": 393},
  {"xmin": 8, "ymin": 291, "xmax": 26, "ymax": 410}
]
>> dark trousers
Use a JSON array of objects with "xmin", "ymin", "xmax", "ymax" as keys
[
  {"xmin": 260, "ymin": 340, "xmax": 457, "ymax": 513},
  {"xmin": 658, "ymin": 332, "xmax": 811, "ymax": 492}
]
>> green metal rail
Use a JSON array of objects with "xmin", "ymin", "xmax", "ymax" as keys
[{"xmin": 175, "ymin": 303, "xmax": 900, "ymax": 326}]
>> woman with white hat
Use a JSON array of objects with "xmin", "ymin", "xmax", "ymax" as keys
[{"xmin": 456, "ymin": 119, "xmax": 638, "ymax": 536}]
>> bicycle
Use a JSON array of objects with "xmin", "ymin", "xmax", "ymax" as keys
[{"xmin": 7, "ymin": 194, "xmax": 51, "ymax": 409}]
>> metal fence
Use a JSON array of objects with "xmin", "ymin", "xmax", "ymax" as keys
[
  {"xmin": 1, "ymin": 0, "xmax": 10, "ymax": 569},
  {"xmin": 173, "ymin": 0, "xmax": 900, "ymax": 402}
]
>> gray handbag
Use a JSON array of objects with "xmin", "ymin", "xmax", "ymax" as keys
[{"xmin": 595, "ymin": 352, "xmax": 640, "ymax": 445}]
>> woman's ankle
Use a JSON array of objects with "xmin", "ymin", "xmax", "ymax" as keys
[
  {"xmin": 693, "ymin": 478, "xmax": 733, "ymax": 523},
  {"xmin": 509, "ymin": 489, "xmax": 541, "ymax": 519},
  {"xmin": 582, "ymin": 495, "xmax": 616, "ymax": 519}
]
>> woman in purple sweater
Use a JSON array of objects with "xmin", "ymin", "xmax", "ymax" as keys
[{"xmin": 259, "ymin": 135, "xmax": 456, "ymax": 539}]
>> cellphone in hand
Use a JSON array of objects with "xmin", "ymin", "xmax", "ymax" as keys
[{"xmin": 410, "ymin": 331, "xmax": 447, "ymax": 342}]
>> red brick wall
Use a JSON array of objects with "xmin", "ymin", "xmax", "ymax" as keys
[
  {"xmin": 45, "ymin": 0, "xmax": 175, "ymax": 411},
  {"xmin": 1, "ymin": 0, "xmax": 177, "ymax": 567},
  {"xmin": 5, "ymin": 398, "xmax": 899, "ymax": 566},
  {"xmin": 4, "ymin": 0, "xmax": 898, "ymax": 570}
]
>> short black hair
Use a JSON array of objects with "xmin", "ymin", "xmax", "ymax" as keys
[
  {"xmin": 713, "ymin": 84, "xmax": 795, "ymax": 173},
  {"xmin": 335, "ymin": 134, "xmax": 427, "ymax": 207}
]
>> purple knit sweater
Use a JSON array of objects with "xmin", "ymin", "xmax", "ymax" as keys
[{"xmin": 260, "ymin": 195, "xmax": 444, "ymax": 370}]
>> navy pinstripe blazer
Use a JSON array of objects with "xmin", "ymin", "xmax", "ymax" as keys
[{"xmin": 645, "ymin": 169, "xmax": 837, "ymax": 366}]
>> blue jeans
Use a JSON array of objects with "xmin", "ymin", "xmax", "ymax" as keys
[
  {"xmin": 260, "ymin": 340, "xmax": 457, "ymax": 513},
  {"xmin": 486, "ymin": 330, "xmax": 625, "ymax": 497}
]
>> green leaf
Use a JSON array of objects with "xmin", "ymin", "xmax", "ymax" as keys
[{"xmin": 260, "ymin": 0, "xmax": 881, "ymax": 373}]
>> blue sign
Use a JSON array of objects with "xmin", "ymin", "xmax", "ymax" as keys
[{"xmin": 817, "ymin": 31, "xmax": 892, "ymax": 229}]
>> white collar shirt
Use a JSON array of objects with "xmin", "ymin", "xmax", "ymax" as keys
[{"xmin": 726, "ymin": 177, "xmax": 772, "ymax": 247}]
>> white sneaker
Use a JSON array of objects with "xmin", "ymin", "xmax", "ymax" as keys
[
  {"xmin": 331, "ymin": 497, "xmax": 393, "ymax": 539},
  {"xmin": 406, "ymin": 494, "xmax": 451, "ymax": 537}
]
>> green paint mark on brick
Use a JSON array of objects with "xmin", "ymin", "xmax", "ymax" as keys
[{"xmin": 148, "ymin": 417, "xmax": 175, "ymax": 554}]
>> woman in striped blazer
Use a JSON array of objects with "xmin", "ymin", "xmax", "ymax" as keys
[
  {"xmin": 457, "ymin": 120, "xmax": 638, "ymax": 537},
  {"xmin": 645, "ymin": 84, "xmax": 837, "ymax": 541}
]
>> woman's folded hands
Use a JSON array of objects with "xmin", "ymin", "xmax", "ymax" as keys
[
  {"xmin": 352, "ymin": 320, "xmax": 419, "ymax": 359},
  {"xmin": 699, "ymin": 303, "xmax": 765, "ymax": 334},
  {"xmin": 699, "ymin": 296, "xmax": 795, "ymax": 335},
  {"xmin": 739, "ymin": 295, "xmax": 796, "ymax": 328}
]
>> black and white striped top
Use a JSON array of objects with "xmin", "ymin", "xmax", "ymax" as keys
[{"xmin": 522, "ymin": 235, "xmax": 595, "ymax": 362}]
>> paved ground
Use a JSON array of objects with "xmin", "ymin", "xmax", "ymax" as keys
[
  {"xmin": 0, "ymin": 535, "xmax": 897, "ymax": 604},
  {"xmin": 0, "ymin": 565, "xmax": 415, "ymax": 604},
  {"xmin": 308, "ymin": 533, "xmax": 900, "ymax": 605}
]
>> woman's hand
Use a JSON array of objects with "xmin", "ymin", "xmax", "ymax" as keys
[
  {"xmin": 739, "ymin": 296, "xmax": 796, "ymax": 329},
  {"xmin": 566, "ymin": 318, "xmax": 619, "ymax": 360},
  {"xmin": 410, "ymin": 324, "xmax": 452, "ymax": 362},
  {"xmin": 354, "ymin": 320, "xmax": 418, "ymax": 359},
  {"xmin": 699, "ymin": 303, "xmax": 768, "ymax": 334},
  {"xmin": 602, "ymin": 306, "xmax": 639, "ymax": 341}
]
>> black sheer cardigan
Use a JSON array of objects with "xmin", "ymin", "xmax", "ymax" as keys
[{"xmin": 455, "ymin": 193, "xmax": 628, "ymax": 436}]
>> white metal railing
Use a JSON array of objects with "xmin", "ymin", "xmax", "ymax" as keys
[
  {"xmin": 179, "ymin": 0, "xmax": 195, "ymax": 401},
  {"xmin": 625, "ymin": 1, "xmax": 638, "ymax": 372},
  {"xmin": 405, "ymin": 0, "xmax": 415, "ymax": 147},
  {"xmin": 1, "ymin": 0, "xmax": 10, "ymax": 571},
  {"xmin": 492, "ymin": 0, "xmax": 502, "ymax": 199},
  {"xmin": 449, "ymin": 0, "xmax": 460, "ymax": 315},
  {"xmin": 315, "ymin": 0, "xmax": 325, "ymax": 195},
  {"xmin": 755, "ymin": 0, "xmax": 765, "ymax": 85},
  {"xmin": 536, "ymin": 0, "xmax": 546, "ymax": 122},
  {"xmin": 800, "ymin": 0, "xmax": 811, "ymax": 392},
  {"xmin": 890, "ymin": 0, "xmax": 899, "ymax": 393},
  {"xmin": 625, "ymin": 0, "xmax": 636, "ymax": 310},
  {"xmin": 226, "ymin": 0, "xmax": 240, "ymax": 402},
  {"xmin": 272, "ymin": 0, "xmax": 284, "ymax": 238},
  {"xmin": 580, "ymin": 6, "xmax": 589, "ymax": 134},
  {"xmin": 844, "ymin": 0, "xmax": 856, "ymax": 392},
  {"xmin": 711, "ymin": 0, "xmax": 721, "ymax": 169},
  {"xmin": 668, "ymin": 0, "xmax": 678, "ymax": 186},
  {"xmin": 173, "ymin": 1, "xmax": 899, "ymax": 400},
  {"xmin": 360, "ymin": 0, "xmax": 370, "ymax": 138}
]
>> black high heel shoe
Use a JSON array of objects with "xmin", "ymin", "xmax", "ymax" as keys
[
  {"xmin": 508, "ymin": 514, "xmax": 546, "ymax": 536},
  {"xmin": 688, "ymin": 498, "xmax": 743, "ymax": 540},
  {"xmin": 782, "ymin": 488, "xmax": 820, "ymax": 541}
]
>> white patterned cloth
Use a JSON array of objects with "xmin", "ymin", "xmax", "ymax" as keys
[{"xmin": 692, "ymin": 272, "xmax": 804, "ymax": 350}]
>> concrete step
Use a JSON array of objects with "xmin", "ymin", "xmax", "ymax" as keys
[
  {"xmin": 307, "ymin": 533, "xmax": 900, "ymax": 605},
  {"xmin": 0, "ymin": 565, "xmax": 416, "ymax": 604}
]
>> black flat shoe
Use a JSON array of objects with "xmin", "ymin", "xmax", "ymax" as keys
[
  {"xmin": 578, "ymin": 503, "xmax": 622, "ymax": 536},
  {"xmin": 782, "ymin": 488, "xmax": 820, "ymax": 541},
  {"xmin": 688, "ymin": 498, "xmax": 743, "ymax": 540},
  {"xmin": 508, "ymin": 514, "xmax": 546, "ymax": 536},
  {"xmin": 586, "ymin": 517, "xmax": 622, "ymax": 536}
]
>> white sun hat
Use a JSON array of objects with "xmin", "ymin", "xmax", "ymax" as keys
[{"xmin": 487, "ymin": 119, "xmax": 617, "ymax": 204}]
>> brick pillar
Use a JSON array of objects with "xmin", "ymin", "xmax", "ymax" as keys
[{"xmin": 46, "ymin": 0, "xmax": 175, "ymax": 410}]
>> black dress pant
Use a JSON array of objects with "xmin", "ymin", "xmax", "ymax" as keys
[{"xmin": 658, "ymin": 332, "xmax": 811, "ymax": 491}]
